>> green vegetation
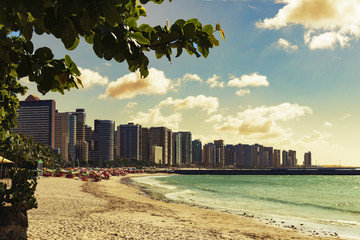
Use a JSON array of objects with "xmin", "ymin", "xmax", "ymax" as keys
[
  {"xmin": 0, "ymin": 169, "xmax": 37, "ymax": 213},
  {"xmin": 0, "ymin": 0, "xmax": 223, "ymax": 213},
  {"xmin": 0, "ymin": 0, "xmax": 224, "ymax": 166}
]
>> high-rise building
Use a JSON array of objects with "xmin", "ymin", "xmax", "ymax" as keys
[
  {"xmin": 214, "ymin": 140, "xmax": 225, "ymax": 166},
  {"xmin": 13, "ymin": 95, "xmax": 55, "ymax": 148},
  {"xmin": 93, "ymin": 120, "xmax": 114, "ymax": 161},
  {"xmin": 262, "ymin": 147, "xmax": 273, "ymax": 168},
  {"xmin": 55, "ymin": 112, "xmax": 70, "ymax": 162},
  {"xmin": 72, "ymin": 109, "xmax": 86, "ymax": 142},
  {"xmin": 234, "ymin": 144, "xmax": 243, "ymax": 167},
  {"xmin": 152, "ymin": 146, "xmax": 163, "ymax": 165},
  {"xmin": 172, "ymin": 132, "xmax": 181, "ymax": 166},
  {"xmin": 167, "ymin": 129, "xmax": 173, "ymax": 166},
  {"xmin": 225, "ymin": 144, "xmax": 236, "ymax": 166},
  {"xmin": 180, "ymin": 131, "xmax": 192, "ymax": 165},
  {"xmin": 117, "ymin": 123, "xmax": 142, "ymax": 160},
  {"xmin": 288, "ymin": 150, "xmax": 297, "ymax": 167},
  {"xmin": 253, "ymin": 144, "xmax": 263, "ymax": 168},
  {"xmin": 192, "ymin": 139, "xmax": 202, "ymax": 165},
  {"xmin": 68, "ymin": 114, "xmax": 77, "ymax": 161},
  {"xmin": 150, "ymin": 127, "xmax": 172, "ymax": 165},
  {"xmin": 202, "ymin": 143, "xmax": 216, "ymax": 166},
  {"xmin": 76, "ymin": 141, "xmax": 88, "ymax": 163},
  {"xmin": 72, "ymin": 109, "xmax": 87, "ymax": 161},
  {"xmin": 243, "ymin": 144, "xmax": 254, "ymax": 168},
  {"xmin": 85, "ymin": 124, "xmax": 95, "ymax": 161},
  {"xmin": 141, "ymin": 128, "xmax": 150, "ymax": 164},
  {"xmin": 304, "ymin": 151, "xmax": 312, "ymax": 167},
  {"xmin": 273, "ymin": 149, "xmax": 281, "ymax": 167},
  {"xmin": 282, "ymin": 150, "xmax": 289, "ymax": 167}
]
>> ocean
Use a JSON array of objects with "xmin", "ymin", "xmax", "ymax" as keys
[{"xmin": 132, "ymin": 175, "xmax": 360, "ymax": 239}]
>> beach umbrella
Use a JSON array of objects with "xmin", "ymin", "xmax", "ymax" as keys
[
  {"xmin": 0, "ymin": 156, "xmax": 14, "ymax": 178},
  {"xmin": 0, "ymin": 156, "xmax": 14, "ymax": 164}
]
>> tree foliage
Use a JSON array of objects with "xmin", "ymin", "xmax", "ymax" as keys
[
  {"xmin": 0, "ymin": 168, "xmax": 38, "ymax": 212},
  {"xmin": 0, "ymin": 0, "xmax": 224, "ymax": 95},
  {"xmin": 0, "ymin": 0, "xmax": 224, "ymax": 154}
]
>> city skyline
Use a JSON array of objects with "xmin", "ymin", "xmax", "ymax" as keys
[
  {"xmin": 16, "ymin": 94, "xmax": 309, "ymax": 168},
  {"xmin": 18, "ymin": 0, "xmax": 360, "ymax": 166}
]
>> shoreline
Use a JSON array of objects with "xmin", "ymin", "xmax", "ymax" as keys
[
  {"xmin": 128, "ymin": 174, "xmax": 346, "ymax": 239},
  {"xmin": 27, "ymin": 175, "xmax": 338, "ymax": 239}
]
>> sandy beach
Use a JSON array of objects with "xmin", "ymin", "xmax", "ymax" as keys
[{"xmin": 27, "ymin": 175, "xmax": 338, "ymax": 240}]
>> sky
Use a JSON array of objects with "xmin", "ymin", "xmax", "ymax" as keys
[{"xmin": 20, "ymin": 0, "xmax": 360, "ymax": 166}]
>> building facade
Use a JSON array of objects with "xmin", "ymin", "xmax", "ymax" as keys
[
  {"xmin": 149, "ymin": 127, "xmax": 172, "ymax": 165},
  {"xmin": 214, "ymin": 140, "xmax": 225, "ymax": 166},
  {"xmin": 304, "ymin": 151, "xmax": 312, "ymax": 167},
  {"xmin": 14, "ymin": 95, "xmax": 55, "ymax": 148},
  {"xmin": 192, "ymin": 139, "xmax": 202, "ymax": 165},
  {"xmin": 55, "ymin": 112, "xmax": 70, "ymax": 162},
  {"xmin": 117, "ymin": 123, "xmax": 142, "ymax": 160},
  {"xmin": 93, "ymin": 120, "xmax": 115, "ymax": 162}
]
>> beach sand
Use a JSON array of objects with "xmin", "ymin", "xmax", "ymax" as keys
[{"xmin": 27, "ymin": 175, "xmax": 337, "ymax": 240}]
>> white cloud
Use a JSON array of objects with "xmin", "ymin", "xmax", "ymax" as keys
[
  {"xmin": 131, "ymin": 106, "xmax": 182, "ymax": 130},
  {"xmin": 324, "ymin": 121, "xmax": 333, "ymax": 127},
  {"xmin": 78, "ymin": 67, "xmax": 109, "ymax": 89},
  {"xmin": 20, "ymin": 77, "xmax": 30, "ymax": 84},
  {"xmin": 256, "ymin": 0, "xmax": 360, "ymax": 50},
  {"xmin": 159, "ymin": 95, "xmax": 219, "ymax": 114},
  {"xmin": 304, "ymin": 31, "xmax": 350, "ymax": 50},
  {"xmin": 340, "ymin": 113, "xmax": 352, "ymax": 120},
  {"xmin": 206, "ymin": 114, "xmax": 223, "ymax": 123},
  {"xmin": 207, "ymin": 74, "xmax": 224, "ymax": 88},
  {"xmin": 227, "ymin": 72, "xmax": 269, "ymax": 88},
  {"xmin": 274, "ymin": 38, "xmax": 298, "ymax": 51},
  {"xmin": 130, "ymin": 94, "xmax": 219, "ymax": 130},
  {"xmin": 171, "ymin": 73, "xmax": 202, "ymax": 89},
  {"xmin": 236, "ymin": 89, "xmax": 251, "ymax": 96},
  {"xmin": 181, "ymin": 73, "xmax": 202, "ymax": 82},
  {"xmin": 213, "ymin": 103, "xmax": 312, "ymax": 142},
  {"xmin": 122, "ymin": 102, "xmax": 138, "ymax": 113},
  {"xmin": 298, "ymin": 130, "xmax": 331, "ymax": 147},
  {"xmin": 99, "ymin": 68, "xmax": 171, "ymax": 100}
]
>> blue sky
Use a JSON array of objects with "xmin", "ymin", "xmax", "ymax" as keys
[{"xmin": 21, "ymin": 0, "xmax": 360, "ymax": 166}]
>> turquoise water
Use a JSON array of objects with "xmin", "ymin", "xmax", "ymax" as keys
[{"xmin": 132, "ymin": 175, "xmax": 360, "ymax": 239}]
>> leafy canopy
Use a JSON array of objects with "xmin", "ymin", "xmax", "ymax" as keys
[
  {"xmin": 0, "ymin": 0, "xmax": 224, "ymax": 95},
  {"xmin": 0, "ymin": 0, "xmax": 224, "ymax": 151}
]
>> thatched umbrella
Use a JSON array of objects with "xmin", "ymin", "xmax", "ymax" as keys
[{"xmin": 0, "ymin": 156, "xmax": 14, "ymax": 178}]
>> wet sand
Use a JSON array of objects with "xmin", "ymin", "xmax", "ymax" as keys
[{"xmin": 27, "ymin": 175, "xmax": 338, "ymax": 239}]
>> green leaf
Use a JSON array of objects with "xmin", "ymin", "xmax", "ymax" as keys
[
  {"xmin": 183, "ymin": 23, "xmax": 195, "ymax": 38},
  {"xmin": 220, "ymin": 29, "xmax": 225, "ymax": 41},
  {"xmin": 137, "ymin": 5, "xmax": 147, "ymax": 17},
  {"xmin": 130, "ymin": 32, "xmax": 150, "ymax": 45},
  {"xmin": 203, "ymin": 25, "xmax": 213, "ymax": 35},
  {"xmin": 216, "ymin": 22, "xmax": 221, "ymax": 31},
  {"xmin": 174, "ymin": 19, "xmax": 186, "ymax": 28},
  {"xmin": 24, "ymin": 41, "xmax": 34, "ymax": 54},
  {"xmin": 84, "ymin": 34, "xmax": 95, "ymax": 44},
  {"xmin": 209, "ymin": 34, "xmax": 220, "ymax": 47},
  {"xmin": 64, "ymin": 36, "xmax": 80, "ymax": 51},
  {"xmin": 101, "ymin": 1, "xmax": 122, "ymax": 27},
  {"xmin": 187, "ymin": 18, "xmax": 201, "ymax": 29},
  {"xmin": 93, "ymin": 32, "xmax": 103, "ymax": 58},
  {"xmin": 34, "ymin": 47, "xmax": 54, "ymax": 62},
  {"xmin": 64, "ymin": 55, "xmax": 81, "ymax": 76},
  {"xmin": 17, "ymin": 57, "xmax": 32, "ymax": 78},
  {"xmin": 175, "ymin": 47, "xmax": 182, "ymax": 58}
]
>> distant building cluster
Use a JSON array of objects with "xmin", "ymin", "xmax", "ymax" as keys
[{"xmin": 13, "ymin": 95, "xmax": 312, "ymax": 168}]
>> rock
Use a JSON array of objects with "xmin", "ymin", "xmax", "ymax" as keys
[{"xmin": 0, "ymin": 206, "xmax": 28, "ymax": 240}]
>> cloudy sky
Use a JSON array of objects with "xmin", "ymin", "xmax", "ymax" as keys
[{"xmin": 21, "ymin": 0, "xmax": 360, "ymax": 166}]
